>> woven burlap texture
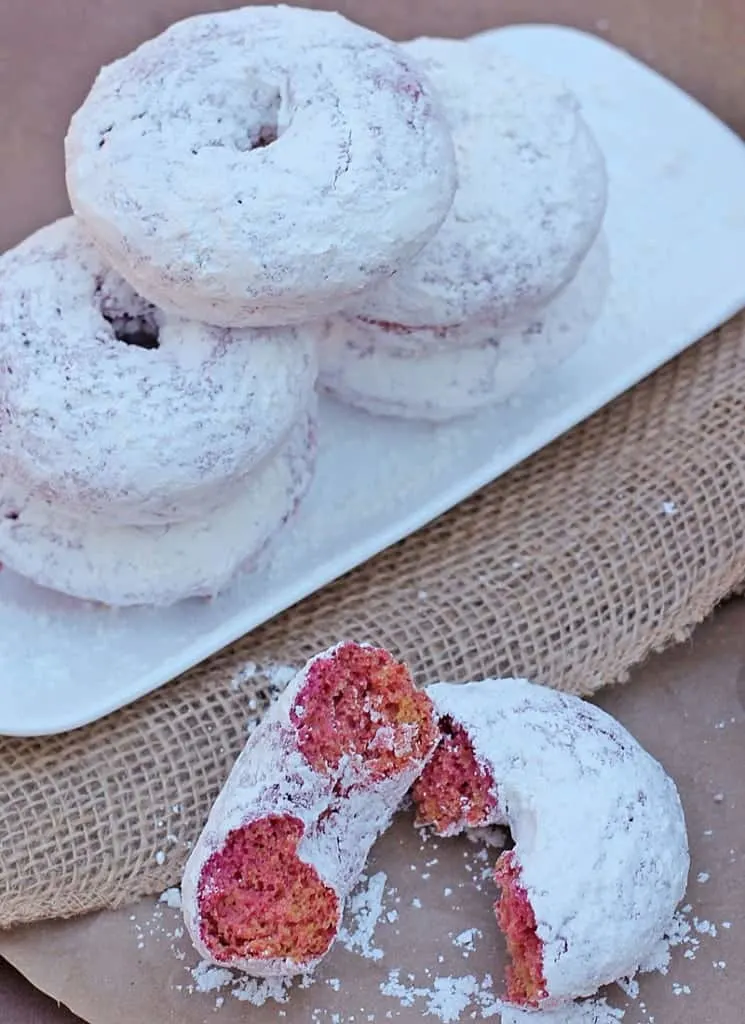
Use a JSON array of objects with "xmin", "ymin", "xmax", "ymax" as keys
[{"xmin": 2, "ymin": 313, "xmax": 745, "ymax": 929}]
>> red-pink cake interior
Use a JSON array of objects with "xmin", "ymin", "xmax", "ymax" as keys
[
  {"xmin": 197, "ymin": 814, "xmax": 339, "ymax": 964},
  {"xmin": 411, "ymin": 717, "xmax": 546, "ymax": 1005},
  {"xmin": 290, "ymin": 641, "xmax": 437, "ymax": 781},
  {"xmin": 411, "ymin": 716, "xmax": 498, "ymax": 833},
  {"xmin": 494, "ymin": 850, "xmax": 548, "ymax": 1007}
]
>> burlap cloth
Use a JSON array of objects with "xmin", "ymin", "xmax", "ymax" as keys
[{"xmin": 2, "ymin": 311, "xmax": 744, "ymax": 930}]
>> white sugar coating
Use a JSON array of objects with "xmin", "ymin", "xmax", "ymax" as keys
[
  {"xmin": 501, "ymin": 996, "xmax": 625, "ymax": 1023},
  {"xmin": 0, "ymin": 412, "xmax": 315, "ymax": 606},
  {"xmin": 182, "ymin": 644, "xmax": 438, "ymax": 978},
  {"xmin": 425, "ymin": 679, "xmax": 690, "ymax": 1006},
  {"xmin": 316, "ymin": 234, "xmax": 609, "ymax": 422},
  {"xmin": 350, "ymin": 37, "xmax": 606, "ymax": 331},
  {"xmin": 0, "ymin": 218, "xmax": 317, "ymax": 525},
  {"xmin": 65, "ymin": 5, "xmax": 457, "ymax": 328}
]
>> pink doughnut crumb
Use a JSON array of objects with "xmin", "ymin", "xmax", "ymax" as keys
[
  {"xmin": 412, "ymin": 718, "xmax": 499, "ymax": 835},
  {"xmin": 494, "ymin": 851, "xmax": 548, "ymax": 1006},
  {"xmin": 197, "ymin": 815, "xmax": 339, "ymax": 966},
  {"xmin": 291, "ymin": 642, "xmax": 436, "ymax": 780}
]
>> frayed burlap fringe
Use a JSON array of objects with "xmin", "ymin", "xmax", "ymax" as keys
[{"xmin": 2, "ymin": 313, "xmax": 745, "ymax": 928}]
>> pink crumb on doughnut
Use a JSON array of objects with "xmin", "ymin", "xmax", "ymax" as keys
[
  {"xmin": 412, "ymin": 717, "xmax": 499, "ymax": 834},
  {"xmin": 197, "ymin": 815, "xmax": 340, "ymax": 966},
  {"xmin": 494, "ymin": 851, "xmax": 548, "ymax": 1006},
  {"xmin": 290, "ymin": 642, "xmax": 438, "ymax": 781}
]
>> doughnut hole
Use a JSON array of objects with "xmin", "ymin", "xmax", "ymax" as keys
[
  {"xmin": 96, "ymin": 275, "xmax": 161, "ymax": 350},
  {"xmin": 102, "ymin": 310, "xmax": 160, "ymax": 350},
  {"xmin": 187, "ymin": 77, "xmax": 282, "ymax": 157},
  {"xmin": 411, "ymin": 717, "xmax": 499, "ymax": 835},
  {"xmin": 290, "ymin": 642, "xmax": 437, "ymax": 781},
  {"xmin": 197, "ymin": 815, "xmax": 339, "ymax": 965},
  {"xmin": 494, "ymin": 851, "xmax": 547, "ymax": 1007}
]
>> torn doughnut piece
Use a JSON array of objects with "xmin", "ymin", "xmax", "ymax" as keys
[
  {"xmin": 411, "ymin": 678, "xmax": 689, "ymax": 1009},
  {"xmin": 182, "ymin": 642, "xmax": 438, "ymax": 977},
  {"xmin": 196, "ymin": 815, "xmax": 339, "ymax": 967},
  {"xmin": 411, "ymin": 717, "xmax": 499, "ymax": 835}
]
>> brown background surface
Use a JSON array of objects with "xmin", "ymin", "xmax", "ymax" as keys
[{"xmin": 2, "ymin": 0, "xmax": 745, "ymax": 1020}]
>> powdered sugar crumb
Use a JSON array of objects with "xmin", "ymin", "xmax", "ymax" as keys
[
  {"xmin": 380, "ymin": 969, "xmax": 498, "ymax": 1022},
  {"xmin": 227, "ymin": 658, "xmax": 299, "ymax": 730},
  {"xmin": 159, "ymin": 887, "xmax": 182, "ymax": 910},
  {"xmin": 453, "ymin": 928, "xmax": 481, "ymax": 952},
  {"xmin": 231, "ymin": 976, "xmax": 297, "ymax": 1005},
  {"xmin": 192, "ymin": 962, "xmax": 234, "ymax": 994},
  {"xmin": 337, "ymin": 871, "xmax": 388, "ymax": 961},
  {"xmin": 189, "ymin": 960, "xmax": 303, "ymax": 1006},
  {"xmin": 616, "ymin": 976, "xmax": 639, "ymax": 999},
  {"xmin": 693, "ymin": 917, "xmax": 717, "ymax": 937}
]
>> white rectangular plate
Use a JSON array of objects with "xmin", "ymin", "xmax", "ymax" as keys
[{"xmin": 2, "ymin": 25, "xmax": 745, "ymax": 736}]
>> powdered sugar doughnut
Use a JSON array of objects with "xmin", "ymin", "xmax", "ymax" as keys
[
  {"xmin": 349, "ymin": 38, "xmax": 606, "ymax": 333},
  {"xmin": 0, "ymin": 218, "xmax": 317, "ymax": 526},
  {"xmin": 0, "ymin": 413, "xmax": 315, "ymax": 606},
  {"xmin": 65, "ymin": 6, "xmax": 457, "ymax": 328},
  {"xmin": 317, "ymin": 234, "xmax": 609, "ymax": 421},
  {"xmin": 411, "ymin": 679, "xmax": 689, "ymax": 1009},
  {"xmin": 182, "ymin": 642, "xmax": 438, "ymax": 976}
]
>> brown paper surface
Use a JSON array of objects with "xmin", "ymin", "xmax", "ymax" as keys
[
  {"xmin": 2, "ymin": 0, "xmax": 745, "ymax": 1020},
  {"xmin": 3, "ymin": 597, "xmax": 745, "ymax": 1024}
]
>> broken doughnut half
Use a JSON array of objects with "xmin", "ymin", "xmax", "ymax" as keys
[
  {"xmin": 182, "ymin": 642, "xmax": 438, "ymax": 977},
  {"xmin": 412, "ymin": 678, "xmax": 690, "ymax": 1009}
]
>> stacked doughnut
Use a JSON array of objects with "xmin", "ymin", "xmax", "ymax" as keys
[
  {"xmin": 0, "ymin": 6, "xmax": 611, "ymax": 603},
  {"xmin": 0, "ymin": 6, "xmax": 457, "ymax": 605},
  {"xmin": 313, "ymin": 36, "xmax": 610, "ymax": 421}
]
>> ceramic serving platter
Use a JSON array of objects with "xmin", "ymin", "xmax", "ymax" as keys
[{"xmin": 3, "ymin": 24, "xmax": 745, "ymax": 736}]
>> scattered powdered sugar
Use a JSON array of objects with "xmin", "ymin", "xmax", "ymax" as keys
[
  {"xmin": 464, "ymin": 825, "xmax": 509, "ymax": 849},
  {"xmin": 191, "ymin": 961, "xmax": 300, "ymax": 1006},
  {"xmin": 337, "ymin": 871, "xmax": 388, "ymax": 961},
  {"xmin": 616, "ymin": 976, "xmax": 639, "ymax": 999},
  {"xmin": 229, "ymin": 658, "xmax": 298, "ymax": 695},
  {"xmin": 453, "ymin": 927, "xmax": 481, "ymax": 952},
  {"xmin": 192, "ymin": 962, "xmax": 234, "ymax": 994},
  {"xmin": 226, "ymin": 658, "xmax": 299, "ymax": 730},
  {"xmin": 426, "ymin": 974, "xmax": 500, "ymax": 1022},
  {"xmin": 694, "ymin": 917, "xmax": 717, "ymax": 937},
  {"xmin": 159, "ymin": 887, "xmax": 182, "ymax": 910},
  {"xmin": 380, "ymin": 969, "xmax": 499, "ymax": 1022}
]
